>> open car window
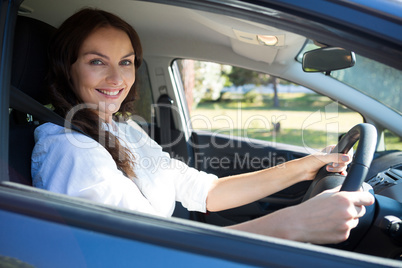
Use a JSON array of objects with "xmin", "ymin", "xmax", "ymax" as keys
[
  {"xmin": 2, "ymin": 0, "xmax": 402, "ymax": 266},
  {"xmin": 174, "ymin": 59, "xmax": 363, "ymax": 150}
]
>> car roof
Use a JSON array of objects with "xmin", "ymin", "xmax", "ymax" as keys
[
  {"xmin": 338, "ymin": 0, "xmax": 402, "ymax": 21},
  {"xmin": 20, "ymin": 0, "xmax": 401, "ymax": 71},
  {"xmin": 256, "ymin": 0, "xmax": 402, "ymax": 43}
]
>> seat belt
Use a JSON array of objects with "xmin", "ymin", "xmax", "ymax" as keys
[
  {"xmin": 156, "ymin": 94, "xmax": 174, "ymax": 156},
  {"xmin": 10, "ymin": 86, "xmax": 87, "ymax": 136}
]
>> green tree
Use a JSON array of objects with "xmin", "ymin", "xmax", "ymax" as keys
[
  {"xmin": 225, "ymin": 67, "xmax": 280, "ymax": 107},
  {"xmin": 178, "ymin": 60, "xmax": 231, "ymax": 109}
]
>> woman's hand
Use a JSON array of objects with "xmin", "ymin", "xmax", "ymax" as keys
[
  {"xmin": 229, "ymin": 186, "xmax": 375, "ymax": 244},
  {"xmin": 301, "ymin": 145, "xmax": 353, "ymax": 181},
  {"xmin": 282, "ymin": 187, "xmax": 374, "ymax": 244}
]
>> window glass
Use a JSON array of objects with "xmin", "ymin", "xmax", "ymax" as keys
[
  {"xmin": 175, "ymin": 59, "xmax": 363, "ymax": 150},
  {"xmin": 297, "ymin": 40, "xmax": 402, "ymax": 115},
  {"xmin": 385, "ymin": 130, "xmax": 402, "ymax": 151}
]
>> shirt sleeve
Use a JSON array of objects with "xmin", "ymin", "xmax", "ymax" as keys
[
  {"xmin": 31, "ymin": 125, "xmax": 163, "ymax": 216},
  {"xmin": 126, "ymin": 123, "xmax": 218, "ymax": 213},
  {"xmin": 170, "ymin": 158, "xmax": 217, "ymax": 212}
]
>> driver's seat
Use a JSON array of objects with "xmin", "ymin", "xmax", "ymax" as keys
[{"xmin": 9, "ymin": 16, "xmax": 56, "ymax": 185}]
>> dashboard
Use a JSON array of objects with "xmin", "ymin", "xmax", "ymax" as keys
[{"xmin": 366, "ymin": 151, "xmax": 402, "ymax": 202}]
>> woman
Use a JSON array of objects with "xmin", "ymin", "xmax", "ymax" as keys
[{"xmin": 31, "ymin": 8, "xmax": 374, "ymax": 244}]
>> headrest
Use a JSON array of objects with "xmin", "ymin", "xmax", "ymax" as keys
[{"xmin": 11, "ymin": 16, "xmax": 56, "ymax": 104}]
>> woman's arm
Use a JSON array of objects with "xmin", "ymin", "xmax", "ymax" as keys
[
  {"xmin": 206, "ymin": 151, "xmax": 351, "ymax": 212},
  {"xmin": 227, "ymin": 188, "xmax": 374, "ymax": 244}
]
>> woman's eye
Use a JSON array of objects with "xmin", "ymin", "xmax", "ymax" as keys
[
  {"xmin": 120, "ymin": 59, "xmax": 133, "ymax": 66},
  {"xmin": 90, "ymin": 59, "xmax": 104, "ymax": 65}
]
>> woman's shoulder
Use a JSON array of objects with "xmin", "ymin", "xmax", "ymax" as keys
[
  {"xmin": 34, "ymin": 122, "xmax": 99, "ymax": 149},
  {"xmin": 34, "ymin": 122, "xmax": 64, "ymax": 135}
]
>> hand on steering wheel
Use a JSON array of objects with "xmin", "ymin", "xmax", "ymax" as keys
[
  {"xmin": 302, "ymin": 123, "xmax": 377, "ymax": 249},
  {"xmin": 303, "ymin": 123, "xmax": 377, "ymax": 200}
]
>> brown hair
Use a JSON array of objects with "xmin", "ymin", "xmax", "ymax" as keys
[{"xmin": 48, "ymin": 8, "xmax": 142, "ymax": 178}]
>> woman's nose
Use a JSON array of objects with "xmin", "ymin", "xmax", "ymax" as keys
[{"xmin": 105, "ymin": 66, "xmax": 123, "ymax": 85}]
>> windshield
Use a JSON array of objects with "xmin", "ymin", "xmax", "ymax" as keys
[{"xmin": 298, "ymin": 41, "xmax": 402, "ymax": 115}]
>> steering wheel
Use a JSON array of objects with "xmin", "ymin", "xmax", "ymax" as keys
[
  {"xmin": 303, "ymin": 123, "xmax": 377, "ymax": 200},
  {"xmin": 302, "ymin": 123, "xmax": 378, "ymax": 249}
]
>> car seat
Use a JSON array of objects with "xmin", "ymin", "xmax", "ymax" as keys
[{"xmin": 9, "ymin": 16, "xmax": 56, "ymax": 185}]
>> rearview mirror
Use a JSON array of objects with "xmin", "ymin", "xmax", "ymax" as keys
[{"xmin": 302, "ymin": 47, "xmax": 356, "ymax": 74}]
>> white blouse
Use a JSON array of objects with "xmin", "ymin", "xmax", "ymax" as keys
[{"xmin": 31, "ymin": 120, "xmax": 217, "ymax": 217}]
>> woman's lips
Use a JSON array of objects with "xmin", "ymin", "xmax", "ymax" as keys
[{"xmin": 96, "ymin": 88, "xmax": 124, "ymax": 97}]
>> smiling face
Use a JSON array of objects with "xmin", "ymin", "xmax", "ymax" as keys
[{"xmin": 71, "ymin": 26, "xmax": 135, "ymax": 122}]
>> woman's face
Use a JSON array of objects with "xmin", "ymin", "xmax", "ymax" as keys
[{"xmin": 71, "ymin": 26, "xmax": 135, "ymax": 122}]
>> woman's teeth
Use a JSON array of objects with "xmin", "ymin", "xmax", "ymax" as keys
[{"xmin": 97, "ymin": 89, "xmax": 121, "ymax": 96}]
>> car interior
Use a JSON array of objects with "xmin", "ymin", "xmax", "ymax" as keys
[
  {"xmin": 8, "ymin": 12, "xmax": 323, "ymax": 222},
  {"xmin": 3, "ymin": 0, "xmax": 402, "ymax": 262}
]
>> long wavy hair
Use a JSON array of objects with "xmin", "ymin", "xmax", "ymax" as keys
[{"xmin": 47, "ymin": 8, "xmax": 143, "ymax": 178}]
